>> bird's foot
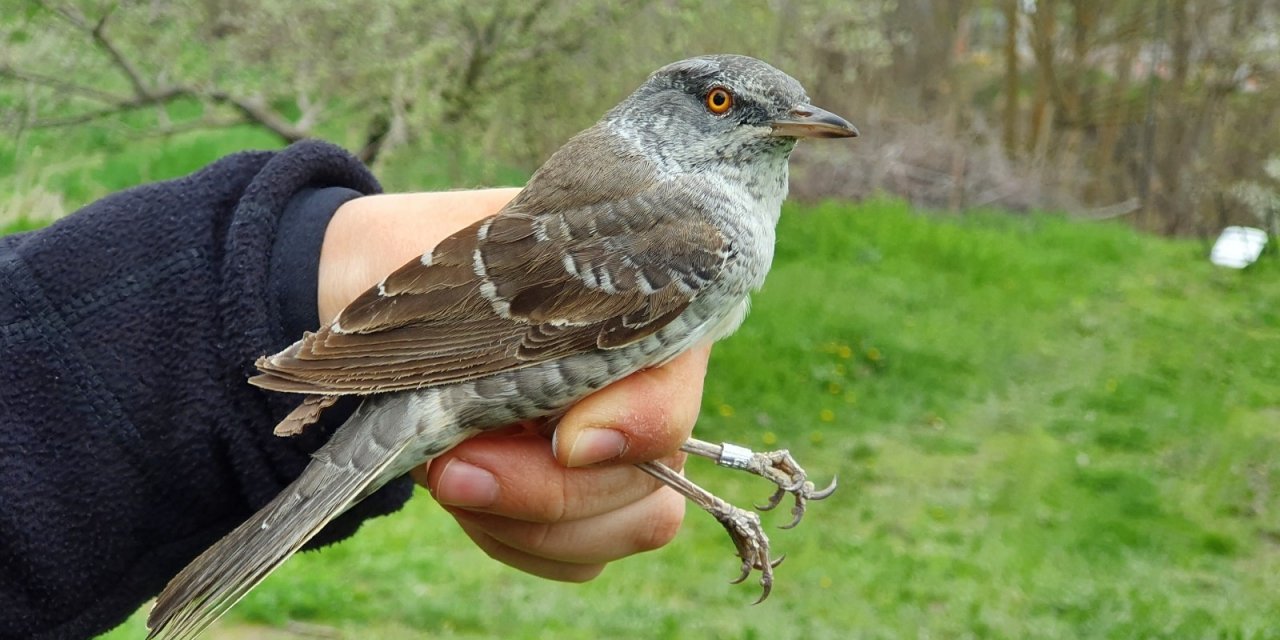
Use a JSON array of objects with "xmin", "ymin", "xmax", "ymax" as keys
[
  {"xmin": 681, "ymin": 439, "xmax": 838, "ymax": 528},
  {"xmin": 635, "ymin": 461, "xmax": 780, "ymax": 601},
  {"xmin": 635, "ymin": 441, "xmax": 834, "ymax": 602},
  {"xmin": 708, "ymin": 498, "xmax": 782, "ymax": 603}
]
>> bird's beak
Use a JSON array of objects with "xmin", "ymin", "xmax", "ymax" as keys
[{"xmin": 770, "ymin": 104, "xmax": 859, "ymax": 139}]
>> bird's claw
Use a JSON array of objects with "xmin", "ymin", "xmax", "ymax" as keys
[
  {"xmin": 711, "ymin": 503, "xmax": 777, "ymax": 602},
  {"xmin": 660, "ymin": 441, "xmax": 838, "ymax": 601},
  {"xmin": 743, "ymin": 449, "xmax": 838, "ymax": 529}
]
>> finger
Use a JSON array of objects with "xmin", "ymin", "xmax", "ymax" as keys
[
  {"xmin": 553, "ymin": 344, "xmax": 711, "ymax": 468},
  {"xmin": 455, "ymin": 524, "xmax": 606, "ymax": 583},
  {"xmin": 448, "ymin": 485, "xmax": 687, "ymax": 566},
  {"xmin": 412, "ymin": 433, "xmax": 685, "ymax": 523}
]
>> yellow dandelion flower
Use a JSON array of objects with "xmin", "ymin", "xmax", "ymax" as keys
[
  {"xmin": 819, "ymin": 409, "xmax": 836, "ymax": 422},
  {"xmin": 836, "ymin": 344, "xmax": 853, "ymax": 359},
  {"xmin": 762, "ymin": 431, "xmax": 778, "ymax": 445},
  {"xmin": 718, "ymin": 404, "xmax": 735, "ymax": 418}
]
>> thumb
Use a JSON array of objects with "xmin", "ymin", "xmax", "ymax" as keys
[{"xmin": 553, "ymin": 345, "xmax": 711, "ymax": 468}]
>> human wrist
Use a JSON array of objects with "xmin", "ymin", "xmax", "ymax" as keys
[{"xmin": 316, "ymin": 188, "xmax": 521, "ymax": 323}]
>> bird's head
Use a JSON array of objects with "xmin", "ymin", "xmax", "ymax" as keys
[{"xmin": 603, "ymin": 55, "xmax": 858, "ymax": 175}]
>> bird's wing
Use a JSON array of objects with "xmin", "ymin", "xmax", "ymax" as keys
[{"xmin": 251, "ymin": 169, "xmax": 731, "ymax": 395}]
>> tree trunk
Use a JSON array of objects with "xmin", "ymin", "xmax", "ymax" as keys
[
  {"xmin": 1002, "ymin": 0, "xmax": 1019, "ymax": 153},
  {"xmin": 1026, "ymin": 0, "xmax": 1058, "ymax": 155},
  {"xmin": 1093, "ymin": 8, "xmax": 1144, "ymax": 205}
]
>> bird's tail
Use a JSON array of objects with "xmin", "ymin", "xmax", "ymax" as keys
[{"xmin": 146, "ymin": 395, "xmax": 423, "ymax": 640}]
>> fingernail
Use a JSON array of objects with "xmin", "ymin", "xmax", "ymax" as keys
[
  {"xmin": 434, "ymin": 460, "xmax": 499, "ymax": 508},
  {"xmin": 565, "ymin": 427, "xmax": 629, "ymax": 468}
]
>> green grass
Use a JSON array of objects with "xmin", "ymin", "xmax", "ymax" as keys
[
  {"xmin": 76, "ymin": 193, "xmax": 1280, "ymax": 638},
  {"xmin": 8, "ymin": 125, "xmax": 1278, "ymax": 637}
]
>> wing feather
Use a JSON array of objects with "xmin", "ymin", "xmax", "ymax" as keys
[{"xmin": 251, "ymin": 126, "xmax": 731, "ymax": 396}]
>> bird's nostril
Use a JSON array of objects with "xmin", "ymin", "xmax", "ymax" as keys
[{"xmin": 790, "ymin": 106, "xmax": 814, "ymax": 117}]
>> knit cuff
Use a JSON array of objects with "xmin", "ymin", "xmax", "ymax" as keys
[{"xmin": 269, "ymin": 186, "xmax": 363, "ymax": 338}]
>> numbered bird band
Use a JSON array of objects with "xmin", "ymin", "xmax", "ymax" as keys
[{"xmin": 718, "ymin": 442, "xmax": 754, "ymax": 470}]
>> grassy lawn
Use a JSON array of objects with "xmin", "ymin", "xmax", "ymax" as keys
[
  {"xmin": 7, "ymin": 128, "xmax": 1279, "ymax": 638},
  {"xmin": 74, "ymin": 192, "xmax": 1278, "ymax": 638}
]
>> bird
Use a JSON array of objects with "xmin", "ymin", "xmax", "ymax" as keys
[{"xmin": 147, "ymin": 54, "xmax": 857, "ymax": 639}]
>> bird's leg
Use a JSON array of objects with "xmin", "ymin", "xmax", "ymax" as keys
[
  {"xmin": 636, "ymin": 461, "xmax": 781, "ymax": 603},
  {"xmin": 679, "ymin": 439, "xmax": 838, "ymax": 529}
]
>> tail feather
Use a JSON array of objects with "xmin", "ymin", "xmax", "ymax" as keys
[{"xmin": 147, "ymin": 411, "xmax": 414, "ymax": 639}]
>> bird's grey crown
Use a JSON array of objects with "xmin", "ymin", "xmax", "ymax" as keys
[
  {"xmin": 600, "ymin": 55, "xmax": 808, "ymax": 181},
  {"xmin": 647, "ymin": 55, "xmax": 809, "ymax": 117}
]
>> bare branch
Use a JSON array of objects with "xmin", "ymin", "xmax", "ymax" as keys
[
  {"xmin": 30, "ymin": 1, "xmax": 160, "ymax": 104},
  {"xmin": 205, "ymin": 91, "xmax": 308, "ymax": 142},
  {"xmin": 355, "ymin": 111, "xmax": 392, "ymax": 163},
  {"xmin": 15, "ymin": 1, "xmax": 309, "ymax": 144},
  {"xmin": 0, "ymin": 65, "xmax": 127, "ymax": 104},
  {"xmin": 26, "ymin": 86, "xmax": 193, "ymax": 128},
  {"xmin": 141, "ymin": 116, "xmax": 251, "ymax": 138},
  {"xmin": 1077, "ymin": 198, "xmax": 1142, "ymax": 221},
  {"xmin": 89, "ymin": 7, "xmax": 152, "ymax": 99},
  {"xmin": 32, "ymin": 0, "xmax": 91, "ymax": 30}
]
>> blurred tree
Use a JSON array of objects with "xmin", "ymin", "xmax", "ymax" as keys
[
  {"xmin": 1231, "ymin": 155, "xmax": 1280, "ymax": 236},
  {"xmin": 1001, "ymin": 0, "xmax": 1019, "ymax": 153},
  {"xmin": 3, "ymin": 0, "xmax": 1278, "ymax": 233},
  {"xmin": 885, "ymin": 0, "xmax": 971, "ymax": 112},
  {"xmin": 1001, "ymin": 0, "xmax": 1280, "ymax": 231},
  {"xmin": 0, "ymin": 0, "xmax": 642, "ymax": 164}
]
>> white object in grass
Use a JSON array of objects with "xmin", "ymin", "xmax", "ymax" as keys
[{"xmin": 1210, "ymin": 226, "xmax": 1268, "ymax": 269}]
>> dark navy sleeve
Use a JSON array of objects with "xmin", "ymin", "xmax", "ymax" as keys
[{"xmin": 0, "ymin": 140, "xmax": 415, "ymax": 640}]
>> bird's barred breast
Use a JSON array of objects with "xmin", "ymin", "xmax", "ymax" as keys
[
  {"xmin": 371, "ymin": 292, "xmax": 744, "ymax": 484},
  {"xmin": 439, "ymin": 291, "xmax": 741, "ymax": 431}
]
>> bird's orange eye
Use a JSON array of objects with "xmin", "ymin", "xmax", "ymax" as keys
[{"xmin": 706, "ymin": 88, "xmax": 733, "ymax": 114}]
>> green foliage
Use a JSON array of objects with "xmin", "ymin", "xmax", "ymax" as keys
[
  {"xmin": 2, "ymin": 1, "xmax": 897, "ymax": 182},
  {"xmin": 75, "ymin": 197, "xmax": 1280, "ymax": 639}
]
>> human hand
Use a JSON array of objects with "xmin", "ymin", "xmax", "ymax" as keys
[
  {"xmin": 413, "ymin": 345, "xmax": 705, "ymax": 581},
  {"xmin": 319, "ymin": 189, "xmax": 702, "ymax": 580}
]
